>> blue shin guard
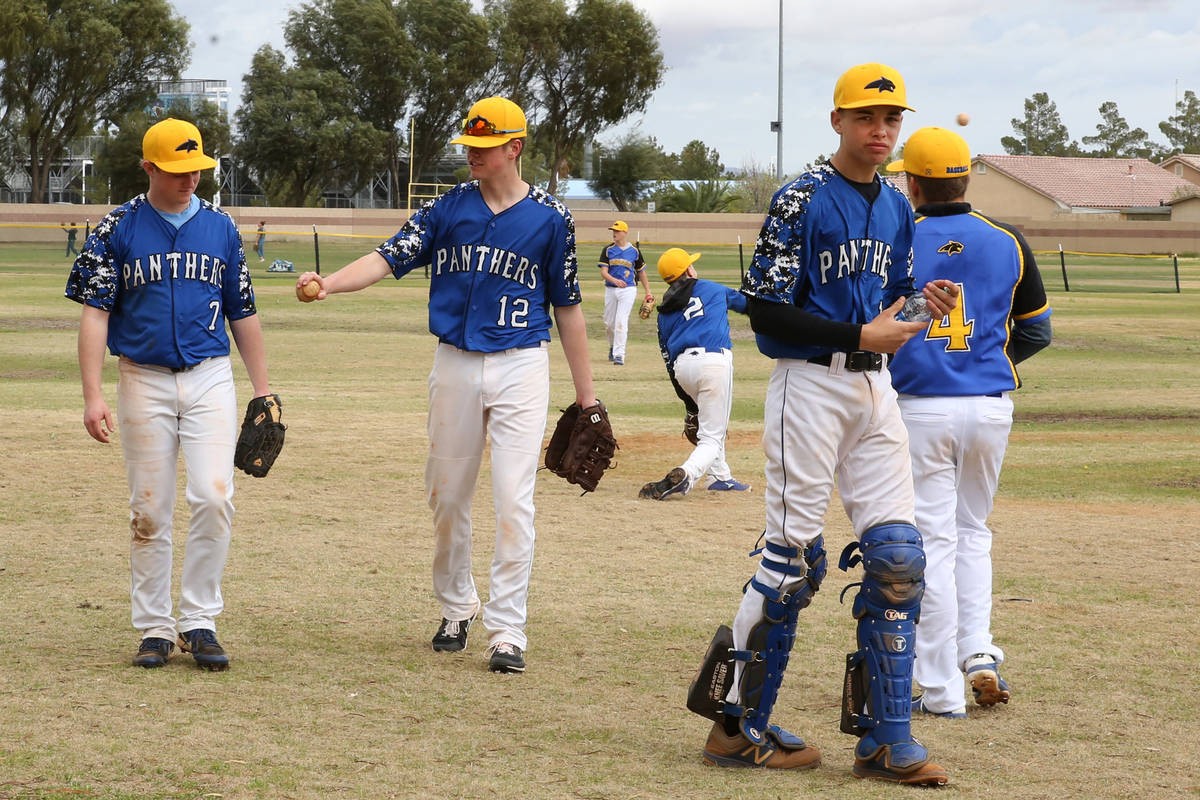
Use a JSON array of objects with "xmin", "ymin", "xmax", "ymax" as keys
[
  {"xmin": 729, "ymin": 536, "xmax": 826, "ymax": 744},
  {"xmin": 839, "ymin": 523, "xmax": 930, "ymax": 773}
]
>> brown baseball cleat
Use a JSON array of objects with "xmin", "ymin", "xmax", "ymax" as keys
[
  {"xmin": 852, "ymin": 749, "xmax": 949, "ymax": 785},
  {"xmin": 701, "ymin": 722, "xmax": 821, "ymax": 769}
]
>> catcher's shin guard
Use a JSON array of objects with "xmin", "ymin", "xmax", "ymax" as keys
[
  {"xmin": 838, "ymin": 523, "xmax": 931, "ymax": 774},
  {"xmin": 694, "ymin": 536, "xmax": 826, "ymax": 745}
]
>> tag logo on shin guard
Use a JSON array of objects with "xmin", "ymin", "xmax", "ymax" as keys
[
  {"xmin": 709, "ymin": 661, "xmax": 729, "ymax": 699},
  {"xmin": 887, "ymin": 634, "xmax": 908, "ymax": 653},
  {"xmin": 884, "ymin": 609, "xmax": 909, "ymax": 621}
]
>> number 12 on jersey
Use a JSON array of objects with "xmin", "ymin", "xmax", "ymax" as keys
[{"xmin": 497, "ymin": 295, "xmax": 530, "ymax": 328}]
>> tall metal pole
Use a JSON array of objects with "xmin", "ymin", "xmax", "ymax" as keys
[{"xmin": 776, "ymin": 0, "xmax": 784, "ymax": 181}]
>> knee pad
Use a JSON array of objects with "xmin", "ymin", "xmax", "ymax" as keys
[
  {"xmin": 723, "ymin": 536, "xmax": 826, "ymax": 743},
  {"xmin": 838, "ymin": 523, "xmax": 925, "ymax": 746}
]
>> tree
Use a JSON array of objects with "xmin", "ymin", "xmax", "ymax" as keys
[
  {"xmin": 285, "ymin": 0, "xmax": 415, "ymax": 207},
  {"xmin": 1082, "ymin": 101, "xmax": 1154, "ymax": 158},
  {"xmin": 1159, "ymin": 89, "xmax": 1200, "ymax": 155},
  {"xmin": 731, "ymin": 158, "xmax": 782, "ymax": 214},
  {"xmin": 235, "ymin": 46, "xmax": 387, "ymax": 207},
  {"xmin": 655, "ymin": 180, "xmax": 737, "ymax": 213},
  {"xmin": 676, "ymin": 140, "xmax": 724, "ymax": 180},
  {"xmin": 91, "ymin": 100, "xmax": 232, "ymax": 206},
  {"xmin": 0, "ymin": 0, "xmax": 189, "ymax": 203},
  {"xmin": 489, "ymin": 0, "xmax": 664, "ymax": 196},
  {"xmin": 1001, "ymin": 92, "xmax": 1078, "ymax": 156},
  {"xmin": 586, "ymin": 132, "xmax": 664, "ymax": 211}
]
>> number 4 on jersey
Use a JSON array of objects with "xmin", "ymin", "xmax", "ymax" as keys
[{"xmin": 924, "ymin": 282, "xmax": 973, "ymax": 351}]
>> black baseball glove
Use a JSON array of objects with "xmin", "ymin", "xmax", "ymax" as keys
[
  {"xmin": 544, "ymin": 401, "xmax": 617, "ymax": 493},
  {"xmin": 234, "ymin": 394, "xmax": 286, "ymax": 477}
]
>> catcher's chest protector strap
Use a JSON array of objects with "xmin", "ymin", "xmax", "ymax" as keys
[
  {"xmin": 838, "ymin": 523, "xmax": 926, "ymax": 755},
  {"xmin": 727, "ymin": 536, "xmax": 827, "ymax": 745}
]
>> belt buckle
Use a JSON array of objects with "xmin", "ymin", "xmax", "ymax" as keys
[{"xmin": 846, "ymin": 351, "xmax": 881, "ymax": 372}]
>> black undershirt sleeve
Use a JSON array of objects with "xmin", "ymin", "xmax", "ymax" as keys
[{"xmin": 745, "ymin": 296, "xmax": 863, "ymax": 351}]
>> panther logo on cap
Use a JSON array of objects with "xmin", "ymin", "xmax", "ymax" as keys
[
  {"xmin": 175, "ymin": 139, "xmax": 200, "ymax": 153},
  {"xmin": 937, "ymin": 240, "xmax": 965, "ymax": 256},
  {"xmin": 864, "ymin": 76, "xmax": 897, "ymax": 94}
]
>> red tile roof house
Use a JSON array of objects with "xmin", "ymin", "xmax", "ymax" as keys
[{"xmin": 965, "ymin": 155, "xmax": 1200, "ymax": 219}]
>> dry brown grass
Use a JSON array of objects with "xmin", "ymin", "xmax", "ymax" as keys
[{"xmin": 2, "ymin": 251, "xmax": 1199, "ymax": 799}]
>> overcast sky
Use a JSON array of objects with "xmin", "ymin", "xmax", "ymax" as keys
[{"xmin": 170, "ymin": 0, "xmax": 1200, "ymax": 176}]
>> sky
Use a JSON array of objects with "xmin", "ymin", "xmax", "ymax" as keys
[{"xmin": 170, "ymin": 0, "xmax": 1200, "ymax": 176}]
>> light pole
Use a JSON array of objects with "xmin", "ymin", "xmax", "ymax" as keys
[{"xmin": 774, "ymin": 0, "xmax": 783, "ymax": 181}]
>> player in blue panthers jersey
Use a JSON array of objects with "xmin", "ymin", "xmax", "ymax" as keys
[
  {"xmin": 598, "ymin": 220, "xmax": 652, "ymax": 365},
  {"xmin": 686, "ymin": 63, "xmax": 959, "ymax": 785},
  {"xmin": 65, "ymin": 118, "xmax": 274, "ymax": 671},
  {"xmin": 638, "ymin": 248, "xmax": 750, "ymax": 500},
  {"xmin": 887, "ymin": 127, "xmax": 1051, "ymax": 719},
  {"xmin": 296, "ymin": 96, "xmax": 597, "ymax": 676}
]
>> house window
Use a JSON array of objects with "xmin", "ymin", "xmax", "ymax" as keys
[
  {"xmin": 975, "ymin": 163, "xmax": 987, "ymax": 174},
  {"xmin": 1175, "ymin": 164, "xmax": 1184, "ymax": 177}
]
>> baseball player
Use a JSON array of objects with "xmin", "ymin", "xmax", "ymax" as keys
[
  {"xmin": 295, "ymin": 96, "xmax": 597, "ymax": 675},
  {"xmin": 639, "ymin": 248, "xmax": 750, "ymax": 500},
  {"xmin": 598, "ymin": 220, "xmax": 652, "ymax": 365},
  {"xmin": 886, "ymin": 127, "xmax": 1052, "ymax": 717},
  {"xmin": 685, "ymin": 63, "xmax": 959, "ymax": 784},
  {"xmin": 65, "ymin": 117, "xmax": 273, "ymax": 670}
]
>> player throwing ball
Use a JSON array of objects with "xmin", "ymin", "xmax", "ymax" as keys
[
  {"xmin": 685, "ymin": 63, "xmax": 959, "ymax": 784},
  {"xmin": 295, "ymin": 97, "xmax": 597, "ymax": 675},
  {"xmin": 598, "ymin": 220, "xmax": 652, "ymax": 366},
  {"xmin": 639, "ymin": 248, "xmax": 750, "ymax": 500},
  {"xmin": 886, "ymin": 127, "xmax": 1052, "ymax": 717},
  {"xmin": 65, "ymin": 118, "xmax": 275, "ymax": 670}
]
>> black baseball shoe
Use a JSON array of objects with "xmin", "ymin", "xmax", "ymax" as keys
[
  {"xmin": 638, "ymin": 467, "xmax": 690, "ymax": 500},
  {"xmin": 133, "ymin": 637, "xmax": 174, "ymax": 668},
  {"xmin": 487, "ymin": 642, "xmax": 526, "ymax": 673},
  {"xmin": 432, "ymin": 617, "xmax": 473, "ymax": 652},
  {"xmin": 178, "ymin": 629, "xmax": 230, "ymax": 671}
]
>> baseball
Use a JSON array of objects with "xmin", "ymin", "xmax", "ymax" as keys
[
  {"xmin": 956, "ymin": 112, "xmax": 970, "ymax": 127},
  {"xmin": 301, "ymin": 280, "xmax": 320, "ymax": 298}
]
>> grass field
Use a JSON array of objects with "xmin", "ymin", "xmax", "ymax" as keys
[{"xmin": 2, "ymin": 240, "xmax": 1198, "ymax": 799}]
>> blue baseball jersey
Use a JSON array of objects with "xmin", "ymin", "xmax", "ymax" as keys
[
  {"xmin": 890, "ymin": 204, "xmax": 1052, "ymax": 396},
  {"xmin": 656, "ymin": 278, "xmax": 747, "ymax": 367},
  {"xmin": 598, "ymin": 243, "xmax": 644, "ymax": 287},
  {"xmin": 742, "ymin": 163, "xmax": 915, "ymax": 359},
  {"xmin": 64, "ymin": 195, "xmax": 255, "ymax": 369},
  {"xmin": 376, "ymin": 182, "xmax": 580, "ymax": 352}
]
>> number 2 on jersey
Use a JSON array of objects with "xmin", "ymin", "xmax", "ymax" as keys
[{"xmin": 924, "ymin": 282, "xmax": 973, "ymax": 351}]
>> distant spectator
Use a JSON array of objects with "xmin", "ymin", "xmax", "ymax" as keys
[
  {"xmin": 255, "ymin": 221, "xmax": 266, "ymax": 262},
  {"xmin": 63, "ymin": 222, "xmax": 79, "ymax": 257}
]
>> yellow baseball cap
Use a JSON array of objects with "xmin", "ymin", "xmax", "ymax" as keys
[
  {"xmin": 833, "ymin": 63, "xmax": 914, "ymax": 111},
  {"xmin": 450, "ymin": 97, "xmax": 527, "ymax": 148},
  {"xmin": 657, "ymin": 247, "xmax": 701, "ymax": 283},
  {"xmin": 609, "ymin": 220, "xmax": 629, "ymax": 232},
  {"xmin": 886, "ymin": 127, "xmax": 971, "ymax": 177},
  {"xmin": 142, "ymin": 118, "xmax": 218, "ymax": 173}
]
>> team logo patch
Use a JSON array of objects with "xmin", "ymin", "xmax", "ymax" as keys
[
  {"xmin": 175, "ymin": 139, "xmax": 200, "ymax": 153},
  {"xmin": 865, "ymin": 76, "xmax": 897, "ymax": 94},
  {"xmin": 937, "ymin": 240, "xmax": 965, "ymax": 256}
]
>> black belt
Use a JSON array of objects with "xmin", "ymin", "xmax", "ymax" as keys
[
  {"xmin": 682, "ymin": 347, "xmax": 728, "ymax": 356},
  {"xmin": 807, "ymin": 351, "xmax": 884, "ymax": 372}
]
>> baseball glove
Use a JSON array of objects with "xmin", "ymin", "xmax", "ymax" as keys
[
  {"xmin": 683, "ymin": 410, "xmax": 699, "ymax": 445},
  {"xmin": 638, "ymin": 295, "xmax": 655, "ymax": 319},
  {"xmin": 234, "ymin": 394, "xmax": 286, "ymax": 477},
  {"xmin": 544, "ymin": 401, "xmax": 617, "ymax": 493}
]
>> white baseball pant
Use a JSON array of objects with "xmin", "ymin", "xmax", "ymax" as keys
[
  {"xmin": 900, "ymin": 393, "xmax": 1012, "ymax": 712},
  {"xmin": 729, "ymin": 357, "xmax": 916, "ymax": 702},
  {"xmin": 117, "ymin": 356, "xmax": 237, "ymax": 642},
  {"xmin": 426, "ymin": 341, "xmax": 550, "ymax": 651},
  {"xmin": 672, "ymin": 347, "xmax": 735, "ymax": 488},
  {"xmin": 602, "ymin": 285, "xmax": 636, "ymax": 360}
]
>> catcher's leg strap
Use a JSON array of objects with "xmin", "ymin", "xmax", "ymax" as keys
[
  {"xmin": 838, "ymin": 522, "xmax": 931, "ymax": 772},
  {"xmin": 722, "ymin": 536, "xmax": 827, "ymax": 745}
]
